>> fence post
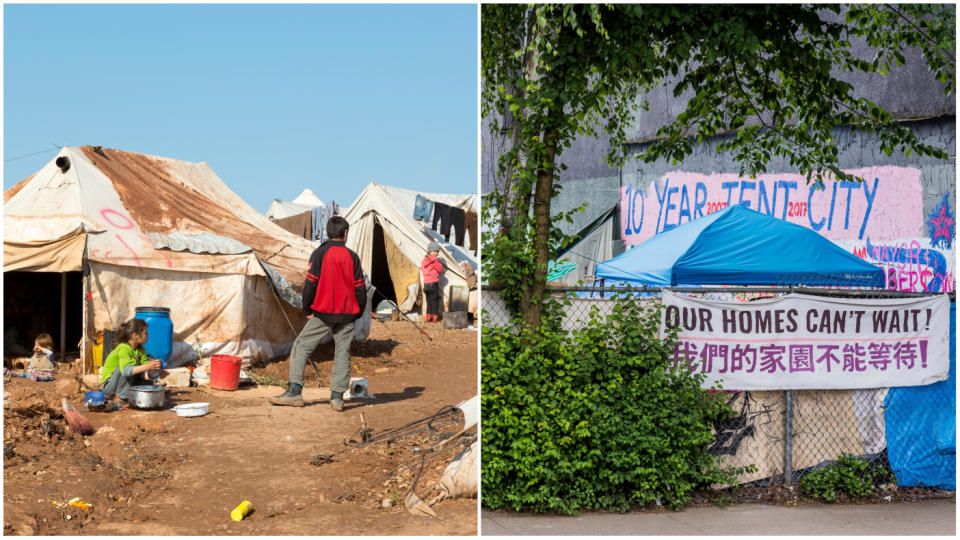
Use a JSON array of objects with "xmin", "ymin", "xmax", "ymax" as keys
[{"xmin": 784, "ymin": 389, "xmax": 793, "ymax": 487}]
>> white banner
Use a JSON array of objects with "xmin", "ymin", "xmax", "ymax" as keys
[{"xmin": 659, "ymin": 291, "xmax": 951, "ymax": 390}]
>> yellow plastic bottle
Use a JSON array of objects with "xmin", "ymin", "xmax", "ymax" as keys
[
  {"xmin": 92, "ymin": 336, "xmax": 104, "ymax": 369},
  {"xmin": 230, "ymin": 500, "xmax": 252, "ymax": 521}
]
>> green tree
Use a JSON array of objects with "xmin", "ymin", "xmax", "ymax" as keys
[{"xmin": 482, "ymin": 4, "xmax": 954, "ymax": 330}]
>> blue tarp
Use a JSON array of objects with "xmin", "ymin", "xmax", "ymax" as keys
[
  {"xmin": 884, "ymin": 302, "xmax": 956, "ymax": 489},
  {"xmin": 595, "ymin": 205, "xmax": 885, "ymax": 287}
]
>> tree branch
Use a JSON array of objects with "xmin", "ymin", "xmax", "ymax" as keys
[{"xmin": 883, "ymin": 3, "xmax": 956, "ymax": 61}]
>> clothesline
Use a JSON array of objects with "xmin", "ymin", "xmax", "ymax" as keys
[{"xmin": 413, "ymin": 194, "xmax": 478, "ymax": 251}]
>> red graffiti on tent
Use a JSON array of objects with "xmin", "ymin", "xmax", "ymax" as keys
[
  {"xmin": 98, "ymin": 250, "xmax": 114, "ymax": 263},
  {"xmin": 140, "ymin": 234, "xmax": 173, "ymax": 268},
  {"xmin": 115, "ymin": 234, "xmax": 143, "ymax": 267},
  {"xmin": 100, "ymin": 208, "xmax": 135, "ymax": 230}
]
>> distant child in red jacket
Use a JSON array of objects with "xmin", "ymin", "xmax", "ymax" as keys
[{"xmin": 421, "ymin": 242, "xmax": 445, "ymax": 322}]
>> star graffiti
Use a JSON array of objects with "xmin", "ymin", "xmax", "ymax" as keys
[{"xmin": 927, "ymin": 195, "xmax": 955, "ymax": 250}]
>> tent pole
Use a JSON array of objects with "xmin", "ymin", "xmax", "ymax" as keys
[
  {"xmin": 784, "ymin": 390, "xmax": 794, "ymax": 487},
  {"xmin": 81, "ymin": 275, "xmax": 86, "ymax": 376},
  {"xmin": 783, "ymin": 284, "xmax": 795, "ymax": 487},
  {"xmin": 82, "ymin": 268, "xmax": 90, "ymax": 377},
  {"xmin": 60, "ymin": 272, "xmax": 67, "ymax": 364},
  {"xmin": 81, "ymin": 250, "xmax": 89, "ymax": 377}
]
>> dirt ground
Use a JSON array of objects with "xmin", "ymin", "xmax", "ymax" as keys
[{"xmin": 3, "ymin": 320, "xmax": 479, "ymax": 535}]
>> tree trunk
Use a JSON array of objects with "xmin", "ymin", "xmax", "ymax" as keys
[
  {"xmin": 499, "ymin": 106, "xmax": 524, "ymax": 232},
  {"xmin": 521, "ymin": 117, "xmax": 560, "ymax": 331}
]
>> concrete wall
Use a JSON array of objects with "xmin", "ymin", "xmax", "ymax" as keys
[
  {"xmin": 625, "ymin": 7, "xmax": 955, "ymax": 142},
  {"xmin": 482, "ymin": 117, "xmax": 619, "ymax": 238}
]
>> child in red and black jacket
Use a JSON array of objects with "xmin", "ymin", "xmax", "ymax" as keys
[
  {"xmin": 421, "ymin": 242, "xmax": 445, "ymax": 322},
  {"xmin": 302, "ymin": 234, "xmax": 367, "ymax": 324},
  {"xmin": 271, "ymin": 216, "xmax": 366, "ymax": 411}
]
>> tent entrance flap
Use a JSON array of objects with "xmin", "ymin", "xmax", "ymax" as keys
[
  {"xmin": 4, "ymin": 271, "xmax": 83, "ymax": 358},
  {"xmin": 381, "ymin": 223, "xmax": 422, "ymax": 309},
  {"xmin": 368, "ymin": 221, "xmax": 422, "ymax": 309},
  {"xmin": 370, "ymin": 223, "xmax": 398, "ymax": 307}
]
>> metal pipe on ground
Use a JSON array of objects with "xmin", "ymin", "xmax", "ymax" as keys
[{"xmin": 371, "ymin": 286, "xmax": 431, "ymax": 341}]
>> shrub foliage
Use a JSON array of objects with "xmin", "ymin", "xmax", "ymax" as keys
[
  {"xmin": 800, "ymin": 454, "xmax": 894, "ymax": 503},
  {"xmin": 481, "ymin": 294, "xmax": 749, "ymax": 513}
]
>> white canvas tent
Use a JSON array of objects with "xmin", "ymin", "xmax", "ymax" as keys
[
  {"xmin": 265, "ymin": 188, "xmax": 324, "ymax": 221},
  {"xmin": 343, "ymin": 182, "xmax": 477, "ymax": 313},
  {"xmin": 4, "ymin": 146, "xmax": 316, "ymax": 365}
]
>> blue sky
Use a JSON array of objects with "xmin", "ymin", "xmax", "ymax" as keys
[{"xmin": 4, "ymin": 4, "xmax": 478, "ymax": 213}]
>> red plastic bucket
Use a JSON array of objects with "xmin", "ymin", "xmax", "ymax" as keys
[{"xmin": 210, "ymin": 354, "xmax": 242, "ymax": 391}]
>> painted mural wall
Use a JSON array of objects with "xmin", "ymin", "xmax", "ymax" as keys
[{"xmin": 620, "ymin": 121, "xmax": 956, "ymax": 293}]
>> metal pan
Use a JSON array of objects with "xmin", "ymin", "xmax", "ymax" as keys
[{"xmin": 127, "ymin": 385, "xmax": 165, "ymax": 409}]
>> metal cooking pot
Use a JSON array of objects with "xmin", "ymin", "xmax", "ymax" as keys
[{"xmin": 127, "ymin": 385, "xmax": 165, "ymax": 409}]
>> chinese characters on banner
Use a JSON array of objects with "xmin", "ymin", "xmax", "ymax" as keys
[{"xmin": 659, "ymin": 291, "xmax": 950, "ymax": 390}]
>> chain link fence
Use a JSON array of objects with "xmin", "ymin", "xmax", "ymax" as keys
[{"xmin": 482, "ymin": 285, "xmax": 956, "ymax": 504}]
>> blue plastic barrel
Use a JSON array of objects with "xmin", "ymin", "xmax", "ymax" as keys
[{"xmin": 134, "ymin": 307, "xmax": 173, "ymax": 368}]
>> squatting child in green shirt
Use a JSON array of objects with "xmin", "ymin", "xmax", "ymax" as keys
[{"xmin": 99, "ymin": 318, "xmax": 163, "ymax": 403}]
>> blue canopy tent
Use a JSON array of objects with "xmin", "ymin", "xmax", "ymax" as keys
[{"xmin": 596, "ymin": 205, "xmax": 884, "ymax": 287}]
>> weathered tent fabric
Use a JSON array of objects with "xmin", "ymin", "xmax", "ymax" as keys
[
  {"xmin": 343, "ymin": 182, "xmax": 477, "ymax": 309},
  {"xmin": 596, "ymin": 205, "xmax": 885, "ymax": 287},
  {"xmin": 265, "ymin": 189, "xmax": 324, "ymax": 221},
  {"xmin": 4, "ymin": 225, "xmax": 86, "ymax": 272},
  {"xmin": 384, "ymin": 231, "xmax": 423, "ymax": 307},
  {"xmin": 266, "ymin": 200, "xmax": 317, "ymax": 221},
  {"xmin": 266, "ymin": 190, "xmax": 339, "ymax": 242},
  {"xmin": 75, "ymin": 146, "xmax": 315, "ymax": 284},
  {"xmin": 86, "ymin": 261, "xmax": 301, "ymax": 361},
  {"xmin": 4, "ymin": 146, "xmax": 316, "ymax": 364},
  {"xmin": 553, "ymin": 208, "xmax": 616, "ymax": 286}
]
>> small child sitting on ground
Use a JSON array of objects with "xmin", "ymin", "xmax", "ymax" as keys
[
  {"xmin": 29, "ymin": 333, "xmax": 56, "ymax": 381},
  {"xmin": 5, "ymin": 333, "xmax": 57, "ymax": 381}
]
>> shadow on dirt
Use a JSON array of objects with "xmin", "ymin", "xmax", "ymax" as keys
[
  {"xmin": 351, "ymin": 338, "xmax": 401, "ymax": 358},
  {"xmin": 370, "ymin": 386, "xmax": 426, "ymax": 405},
  {"xmin": 247, "ymin": 338, "xmax": 403, "ymax": 368}
]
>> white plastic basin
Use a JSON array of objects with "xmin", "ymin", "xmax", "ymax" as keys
[{"xmin": 174, "ymin": 402, "xmax": 210, "ymax": 417}]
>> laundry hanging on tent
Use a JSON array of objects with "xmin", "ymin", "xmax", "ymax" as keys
[
  {"xmin": 413, "ymin": 194, "xmax": 433, "ymax": 222},
  {"xmin": 432, "ymin": 202, "xmax": 453, "ymax": 241},
  {"xmin": 429, "ymin": 201, "xmax": 466, "ymax": 246},
  {"xmin": 547, "ymin": 260, "xmax": 578, "ymax": 282},
  {"xmin": 448, "ymin": 207, "xmax": 466, "ymax": 246},
  {"xmin": 272, "ymin": 210, "xmax": 313, "ymax": 240},
  {"xmin": 311, "ymin": 207, "xmax": 323, "ymax": 241},
  {"xmin": 464, "ymin": 210, "xmax": 478, "ymax": 251},
  {"xmin": 314, "ymin": 201, "xmax": 340, "ymax": 242}
]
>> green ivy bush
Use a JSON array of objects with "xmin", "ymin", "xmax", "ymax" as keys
[
  {"xmin": 800, "ymin": 454, "xmax": 894, "ymax": 503},
  {"xmin": 481, "ymin": 293, "xmax": 749, "ymax": 513}
]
